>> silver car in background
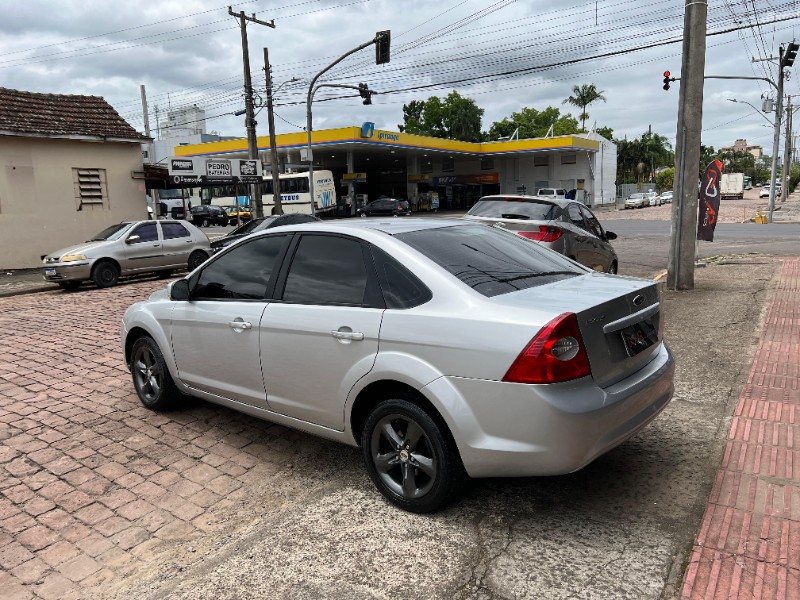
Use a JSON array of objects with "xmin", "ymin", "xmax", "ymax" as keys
[
  {"xmin": 42, "ymin": 220, "xmax": 210, "ymax": 290},
  {"xmin": 462, "ymin": 195, "xmax": 619, "ymax": 273},
  {"xmin": 121, "ymin": 219, "xmax": 674, "ymax": 513}
]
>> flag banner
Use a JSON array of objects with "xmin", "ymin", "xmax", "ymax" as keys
[{"xmin": 697, "ymin": 159, "xmax": 722, "ymax": 241}]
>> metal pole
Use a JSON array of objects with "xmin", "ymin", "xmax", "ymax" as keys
[
  {"xmin": 782, "ymin": 96, "xmax": 792, "ymax": 203},
  {"xmin": 264, "ymin": 47, "xmax": 282, "ymax": 215},
  {"xmin": 768, "ymin": 51, "xmax": 784, "ymax": 222},
  {"xmin": 306, "ymin": 37, "xmax": 380, "ymax": 215},
  {"xmin": 236, "ymin": 10, "xmax": 262, "ymax": 219},
  {"xmin": 140, "ymin": 84, "xmax": 157, "ymax": 219}
]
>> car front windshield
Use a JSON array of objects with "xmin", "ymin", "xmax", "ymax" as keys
[
  {"xmin": 88, "ymin": 223, "xmax": 135, "ymax": 241},
  {"xmin": 629, "ymin": 194, "xmax": 645, "ymax": 199},
  {"xmin": 467, "ymin": 199, "xmax": 560, "ymax": 220},
  {"xmin": 396, "ymin": 224, "xmax": 583, "ymax": 297}
]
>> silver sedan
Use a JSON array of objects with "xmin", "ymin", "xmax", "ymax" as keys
[
  {"xmin": 121, "ymin": 219, "xmax": 674, "ymax": 513},
  {"xmin": 42, "ymin": 220, "xmax": 211, "ymax": 290}
]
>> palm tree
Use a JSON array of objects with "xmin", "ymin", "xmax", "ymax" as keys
[{"xmin": 563, "ymin": 84, "xmax": 607, "ymax": 132}]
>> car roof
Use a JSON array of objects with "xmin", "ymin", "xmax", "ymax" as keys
[{"xmin": 264, "ymin": 217, "xmax": 466, "ymax": 237}]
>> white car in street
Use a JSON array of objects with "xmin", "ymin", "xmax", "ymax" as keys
[
  {"xmin": 624, "ymin": 193, "xmax": 649, "ymax": 209},
  {"xmin": 659, "ymin": 191, "xmax": 673, "ymax": 204}
]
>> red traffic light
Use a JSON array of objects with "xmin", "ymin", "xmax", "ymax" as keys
[{"xmin": 663, "ymin": 70, "xmax": 670, "ymax": 77}]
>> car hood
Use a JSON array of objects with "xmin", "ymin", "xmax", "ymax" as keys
[{"xmin": 45, "ymin": 239, "xmax": 117, "ymax": 259}]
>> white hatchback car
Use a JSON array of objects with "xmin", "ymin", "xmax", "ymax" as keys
[{"xmin": 121, "ymin": 220, "xmax": 675, "ymax": 513}]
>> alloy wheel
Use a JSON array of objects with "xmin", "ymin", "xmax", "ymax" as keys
[
  {"xmin": 370, "ymin": 414, "xmax": 437, "ymax": 499},
  {"xmin": 132, "ymin": 345, "xmax": 163, "ymax": 402}
]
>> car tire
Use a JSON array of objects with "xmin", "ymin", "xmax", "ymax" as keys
[
  {"xmin": 188, "ymin": 250, "xmax": 208, "ymax": 271},
  {"xmin": 130, "ymin": 336, "xmax": 179, "ymax": 411},
  {"xmin": 360, "ymin": 213, "xmax": 367, "ymax": 218},
  {"xmin": 607, "ymin": 260, "xmax": 618, "ymax": 275},
  {"xmin": 91, "ymin": 260, "xmax": 119, "ymax": 288},
  {"xmin": 361, "ymin": 398, "xmax": 466, "ymax": 513}
]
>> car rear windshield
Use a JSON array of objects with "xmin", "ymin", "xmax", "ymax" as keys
[
  {"xmin": 466, "ymin": 198, "xmax": 561, "ymax": 220},
  {"xmin": 396, "ymin": 224, "xmax": 583, "ymax": 297}
]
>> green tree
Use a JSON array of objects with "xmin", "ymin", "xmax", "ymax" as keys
[
  {"xmin": 595, "ymin": 125, "xmax": 614, "ymax": 140},
  {"xmin": 485, "ymin": 106, "xmax": 579, "ymax": 140},
  {"xmin": 398, "ymin": 91, "xmax": 484, "ymax": 142},
  {"xmin": 563, "ymin": 83, "xmax": 607, "ymax": 132},
  {"xmin": 614, "ymin": 131, "xmax": 674, "ymax": 184},
  {"xmin": 655, "ymin": 168, "xmax": 674, "ymax": 192}
]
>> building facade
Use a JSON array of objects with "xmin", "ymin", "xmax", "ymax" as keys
[{"xmin": 0, "ymin": 88, "xmax": 149, "ymax": 268}]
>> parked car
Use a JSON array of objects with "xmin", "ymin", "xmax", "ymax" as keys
[
  {"xmin": 658, "ymin": 191, "xmax": 674, "ymax": 204},
  {"xmin": 624, "ymin": 193, "xmax": 649, "ymax": 209},
  {"xmin": 210, "ymin": 213, "xmax": 321, "ymax": 254},
  {"xmin": 190, "ymin": 204, "xmax": 229, "ymax": 227},
  {"xmin": 759, "ymin": 184, "xmax": 781, "ymax": 198},
  {"xmin": 643, "ymin": 191, "xmax": 660, "ymax": 206},
  {"xmin": 358, "ymin": 198, "xmax": 411, "ymax": 217},
  {"xmin": 121, "ymin": 219, "xmax": 674, "ymax": 513},
  {"xmin": 462, "ymin": 195, "xmax": 618, "ymax": 273},
  {"xmin": 42, "ymin": 220, "xmax": 210, "ymax": 290},
  {"xmin": 536, "ymin": 188, "xmax": 567, "ymax": 199}
]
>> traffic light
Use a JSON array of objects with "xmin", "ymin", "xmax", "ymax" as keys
[
  {"xmin": 358, "ymin": 83, "xmax": 372, "ymax": 105},
  {"xmin": 782, "ymin": 42, "xmax": 799, "ymax": 68},
  {"xmin": 663, "ymin": 70, "xmax": 671, "ymax": 91},
  {"xmin": 376, "ymin": 30, "xmax": 391, "ymax": 65}
]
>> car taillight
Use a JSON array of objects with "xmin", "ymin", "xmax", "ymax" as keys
[
  {"xmin": 502, "ymin": 313, "xmax": 591, "ymax": 384},
  {"xmin": 518, "ymin": 226, "xmax": 563, "ymax": 243}
]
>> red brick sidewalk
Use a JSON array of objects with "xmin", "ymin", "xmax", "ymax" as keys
[{"xmin": 681, "ymin": 257, "xmax": 800, "ymax": 599}]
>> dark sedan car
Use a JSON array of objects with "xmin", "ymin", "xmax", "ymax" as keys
[
  {"xmin": 190, "ymin": 205, "xmax": 229, "ymax": 227},
  {"xmin": 210, "ymin": 213, "xmax": 321, "ymax": 253},
  {"xmin": 358, "ymin": 198, "xmax": 411, "ymax": 217}
]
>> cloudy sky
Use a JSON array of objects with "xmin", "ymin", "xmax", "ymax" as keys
[{"xmin": 1, "ymin": 0, "xmax": 798, "ymax": 153}]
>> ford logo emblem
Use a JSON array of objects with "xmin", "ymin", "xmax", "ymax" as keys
[{"xmin": 632, "ymin": 294, "xmax": 645, "ymax": 306}]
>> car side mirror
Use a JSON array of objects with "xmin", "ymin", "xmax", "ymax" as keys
[
  {"xmin": 604, "ymin": 231, "xmax": 618, "ymax": 241},
  {"xmin": 170, "ymin": 279, "xmax": 191, "ymax": 301},
  {"xmin": 125, "ymin": 235, "xmax": 141, "ymax": 244}
]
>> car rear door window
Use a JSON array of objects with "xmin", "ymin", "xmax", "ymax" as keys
[
  {"xmin": 162, "ymin": 222, "xmax": 191, "ymax": 240},
  {"xmin": 193, "ymin": 235, "xmax": 287, "ymax": 300},
  {"xmin": 397, "ymin": 224, "xmax": 582, "ymax": 297},
  {"xmin": 282, "ymin": 235, "xmax": 372, "ymax": 306}
]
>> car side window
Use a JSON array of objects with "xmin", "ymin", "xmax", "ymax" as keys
[
  {"xmin": 129, "ymin": 223, "xmax": 158, "ymax": 243},
  {"xmin": 162, "ymin": 223, "xmax": 190, "ymax": 240},
  {"xmin": 567, "ymin": 204, "xmax": 587, "ymax": 230},
  {"xmin": 581, "ymin": 207, "xmax": 604, "ymax": 238},
  {"xmin": 282, "ymin": 235, "xmax": 371, "ymax": 306},
  {"xmin": 370, "ymin": 246, "xmax": 432, "ymax": 309},
  {"xmin": 193, "ymin": 235, "xmax": 287, "ymax": 300}
]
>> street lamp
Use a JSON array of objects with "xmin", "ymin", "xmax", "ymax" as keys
[{"xmin": 727, "ymin": 98, "xmax": 773, "ymax": 124}]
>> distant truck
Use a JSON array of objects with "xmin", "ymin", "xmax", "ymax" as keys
[{"xmin": 720, "ymin": 173, "xmax": 744, "ymax": 199}]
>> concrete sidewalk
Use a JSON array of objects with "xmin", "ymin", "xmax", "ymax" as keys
[{"xmin": 679, "ymin": 257, "xmax": 800, "ymax": 599}]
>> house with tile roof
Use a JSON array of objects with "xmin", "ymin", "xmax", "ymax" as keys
[{"xmin": 0, "ymin": 87, "xmax": 151, "ymax": 268}]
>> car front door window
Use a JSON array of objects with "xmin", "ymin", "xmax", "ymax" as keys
[{"xmin": 170, "ymin": 234, "xmax": 289, "ymax": 407}]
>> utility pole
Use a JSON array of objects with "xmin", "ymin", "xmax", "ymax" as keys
[
  {"xmin": 782, "ymin": 95, "xmax": 793, "ymax": 203},
  {"xmin": 767, "ymin": 48, "xmax": 785, "ymax": 221},
  {"xmin": 264, "ymin": 47, "xmax": 282, "ymax": 215},
  {"xmin": 229, "ymin": 6, "xmax": 275, "ymax": 219},
  {"xmin": 140, "ymin": 84, "xmax": 158, "ymax": 218},
  {"xmin": 667, "ymin": 0, "xmax": 707, "ymax": 291}
]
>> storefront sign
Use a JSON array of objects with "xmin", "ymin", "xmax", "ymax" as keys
[
  {"xmin": 343, "ymin": 172, "xmax": 367, "ymax": 182},
  {"xmin": 407, "ymin": 174, "xmax": 431, "ymax": 183},
  {"xmin": 577, "ymin": 178, "xmax": 585, "ymax": 190},
  {"xmin": 167, "ymin": 157, "xmax": 262, "ymax": 183},
  {"xmin": 205, "ymin": 160, "xmax": 232, "ymax": 178},
  {"xmin": 432, "ymin": 173, "xmax": 499, "ymax": 186}
]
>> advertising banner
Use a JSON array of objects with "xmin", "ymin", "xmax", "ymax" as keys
[{"xmin": 697, "ymin": 159, "xmax": 722, "ymax": 242}]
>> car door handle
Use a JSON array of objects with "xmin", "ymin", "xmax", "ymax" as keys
[
  {"xmin": 330, "ymin": 330, "xmax": 364, "ymax": 341},
  {"xmin": 229, "ymin": 320, "xmax": 252, "ymax": 330}
]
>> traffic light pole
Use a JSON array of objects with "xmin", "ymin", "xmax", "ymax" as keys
[{"xmin": 768, "ymin": 50, "xmax": 785, "ymax": 223}]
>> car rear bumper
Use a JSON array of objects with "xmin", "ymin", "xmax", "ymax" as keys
[
  {"xmin": 424, "ymin": 342, "xmax": 674, "ymax": 478},
  {"xmin": 42, "ymin": 261, "xmax": 93, "ymax": 282}
]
